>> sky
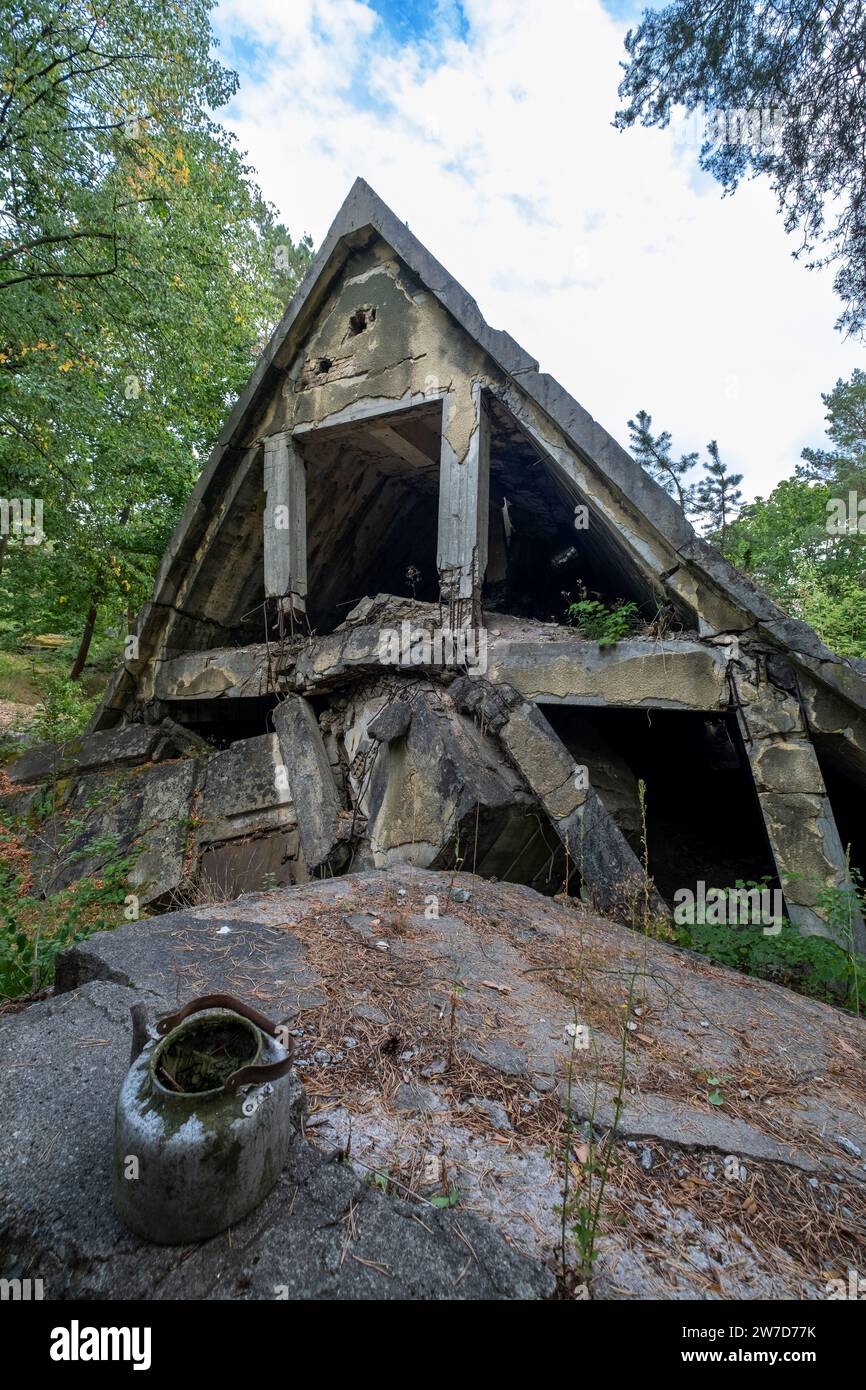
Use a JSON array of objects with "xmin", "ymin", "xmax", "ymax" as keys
[{"xmin": 211, "ymin": 0, "xmax": 863, "ymax": 502}]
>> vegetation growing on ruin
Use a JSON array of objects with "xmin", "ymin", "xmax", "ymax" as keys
[
  {"xmin": 0, "ymin": 781, "xmax": 134, "ymax": 999},
  {"xmin": 565, "ymin": 593, "xmax": 640, "ymax": 648}
]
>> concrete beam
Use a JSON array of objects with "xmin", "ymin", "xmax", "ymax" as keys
[
  {"xmin": 273, "ymin": 695, "xmax": 347, "ymax": 873},
  {"xmin": 367, "ymin": 423, "xmax": 438, "ymax": 473},
  {"xmin": 487, "ymin": 630, "xmax": 728, "ymax": 709},
  {"xmin": 437, "ymin": 381, "xmax": 490, "ymax": 627},
  {"xmin": 734, "ymin": 668, "xmax": 866, "ymax": 952},
  {"xmin": 153, "ymin": 644, "xmax": 282, "ymax": 701},
  {"xmin": 264, "ymin": 432, "xmax": 307, "ymax": 615}
]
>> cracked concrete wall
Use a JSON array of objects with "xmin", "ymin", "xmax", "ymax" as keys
[{"xmin": 271, "ymin": 240, "xmax": 488, "ymax": 439}]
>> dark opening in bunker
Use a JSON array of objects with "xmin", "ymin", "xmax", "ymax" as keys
[
  {"xmin": 543, "ymin": 705, "xmax": 778, "ymax": 901},
  {"xmin": 431, "ymin": 803, "xmax": 578, "ymax": 898},
  {"xmin": 163, "ymin": 695, "xmax": 280, "ymax": 746},
  {"xmin": 299, "ymin": 401, "xmax": 443, "ymax": 633},
  {"xmin": 484, "ymin": 397, "xmax": 692, "ymax": 632}
]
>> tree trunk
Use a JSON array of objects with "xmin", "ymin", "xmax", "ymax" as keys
[
  {"xmin": 70, "ymin": 602, "xmax": 98, "ymax": 681},
  {"xmin": 0, "ymin": 532, "xmax": 7, "ymax": 577}
]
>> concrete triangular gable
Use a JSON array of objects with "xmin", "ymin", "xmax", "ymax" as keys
[{"xmin": 95, "ymin": 177, "xmax": 866, "ymax": 733}]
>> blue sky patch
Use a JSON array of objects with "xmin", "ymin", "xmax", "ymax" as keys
[{"xmin": 367, "ymin": 1, "xmax": 469, "ymax": 45}]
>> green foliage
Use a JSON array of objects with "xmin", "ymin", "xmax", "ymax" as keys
[
  {"xmin": 800, "ymin": 575, "xmax": 866, "ymax": 659},
  {"xmin": 631, "ymin": 370, "xmax": 866, "ymax": 658},
  {"xmin": 0, "ymin": 766, "xmax": 138, "ymax": 998},
  {"xmin": 566, "ymin": 595, "xmax": 639, "ymax": 648},
  {"xmin": 627, "ymin": 409, "xmax": 698, "ymax": 514},
  {"xmin": 615, "ymin": 2, "xmax": 866, "ymax": 335},
  {"xmin": 0, "ymin": 0, "xmax": 313, "ymax": 676},
  {"xmin": 0, "ymin": 841, "xmax": 131, "ymax": 997},
  {"xmin": 675, "ymin": 917, "xmax": 866, "ymax": 1014},
  {"xmin": 726, "ymin": 370, "xmax": 866, "ymax": 657},
  {"xmin": 697, "ymin": 1071, "xmax": 731, "ymax": 1107},
  {"xmin": 429, "ymin": 1190, "xmax": 461, "ymax": 1209},
  {"xmin": 692, "ymin": 441, "xmax": 743, "ymax": 555},
  {"xmin": 30, "ymin": 671, "xmax": 96, "ymax": 743},
  {"xmin": 627, "ymin": 410, "xmax": 744, "ymax": 551}
]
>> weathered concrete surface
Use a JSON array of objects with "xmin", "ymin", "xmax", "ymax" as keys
[
  {"xmin": 154, "ymin": 644, "xmax": 283, "ymax": 701},
  {"xmin": 0, "ymin": 978, "xmax": 550, "ymax": 1300},
  {"xmin": 801, "ymin": 676, "xmax": 866, "ymax": 778},
  {"xmin": 342, "ymin": 681, "xmax": 540, "ymax": 877},
  {"xmin": 263, "ymin": 431, "xmax": 307, "ymax": 614},
  {"xmin": 487, "ymin": 625, "xmax": 728, "ymax": 710},
  {"xmin": 19, "ymin": 758, "xmax": 196, "ymax": 906},
  {"xmin": 195, "ymin": 734, "xmax": 292, "ymax": 843},
  {"xmin": 3, "ymin": 732, "xmax": 313, "ymax": 908},
  {"xmin": 8, "ymin": 869, "xmax": 862, "ymax": 1300},
  {"xmin": 273, "ymin": 696, "xmax": 348, "ymax": 873},
  {"xmin": 3, "ymin": 721, "xmax": 178, "ymax": 786},
  {"xmin": 734, "ymin": 667, "xmax": 866, "ymax": 951}
]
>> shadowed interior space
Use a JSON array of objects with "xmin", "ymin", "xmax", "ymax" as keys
[{"xmin": 544, "ymin": 704, "xmax": 778, "ymax": 900}]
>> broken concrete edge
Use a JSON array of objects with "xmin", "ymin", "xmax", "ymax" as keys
[
  {"xmin": 559, "ymin": 1079, "xmax": 866, "ymax": 1183},
  {"xmin": 2, "ymin": 717, "xmax": 211, "ymax": 788}
]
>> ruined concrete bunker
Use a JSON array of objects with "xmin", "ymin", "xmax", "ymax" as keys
[{"xmin": 7, "ymin": 178, "xmax": 866, "ymax": 950}]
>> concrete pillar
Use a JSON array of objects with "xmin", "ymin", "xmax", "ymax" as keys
[
  {"xmin": 734, "ymin": 666, "xmax": 866, "ymax": 952},
  {"xmin": 264, "ymin": 432, "xmax": 307, "ymax": 617},
  {"xmin": 436, "ymin": 381, "xmax": 490, "ymax": 628}
]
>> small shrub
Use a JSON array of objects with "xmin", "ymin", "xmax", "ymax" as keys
[
  {"xmin": 675, "ymin": 915, "xmax": 865, "ymax": 1013},
  {"xmin": 566, "ymin": 595, "xmax": 639, "ymax": 648},
  {"xmin": 31, "ymin": 672, "xmax": 95, "ymax": 744}
]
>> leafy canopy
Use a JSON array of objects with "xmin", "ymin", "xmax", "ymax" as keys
[
  {"xmin": 615, "ymin": 2, "xmax": 866, "ymax": 335},
  {"xmin": 0, "ymin": 1, "xmax": 312, "ymax": 667}
]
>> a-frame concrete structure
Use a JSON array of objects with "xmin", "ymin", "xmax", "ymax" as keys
[{"xmin": 27, "ymin": 179, "xmax": 866, "ymax": 944}]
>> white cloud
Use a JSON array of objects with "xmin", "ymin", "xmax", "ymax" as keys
[{"xmin": 213, "ymin": 0, "xmax": 863, "ymax": 500}]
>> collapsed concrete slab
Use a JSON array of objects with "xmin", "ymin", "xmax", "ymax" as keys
[
  {"xmin": 451, "ymin": 676, "xmax": 667, "ymax": 918},
  {"xmin": 273, "ymin": 695, "xmax": 347, "ymax": 872},
  {"xmin": 340, "ymin": 680, "xmax": 545, "ymax": 878}
]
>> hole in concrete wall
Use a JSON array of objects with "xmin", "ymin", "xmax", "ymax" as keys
[
  {"xmin": 484, "ymin": 397, "xmax": 694, "ymax": 632},
  {"xmin": 301, "ymin": 403, "xmax": 443, "ymax": 633},
  {"xmin": 434, "ymin": 804, "xmax": 577, "ymax": 897},
  {"xmin": 163, "ymin": 696, "xmax": 280, "ymax": 747},
  {"xmin": 348, "ymin": 306, "xmax": 375, "ymax": 336},
  {"xmin": 544, "ymin": 705, "xmax": 777, "ymax": 900}
]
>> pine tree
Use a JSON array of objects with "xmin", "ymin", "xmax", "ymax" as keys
[
  {"xmin": 694, "ymin": 442, "xmax": 743, "ymax": 556},
  {"xmin": 627, "ymin": 409, "xmax": 698, "ymax": 514}
]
